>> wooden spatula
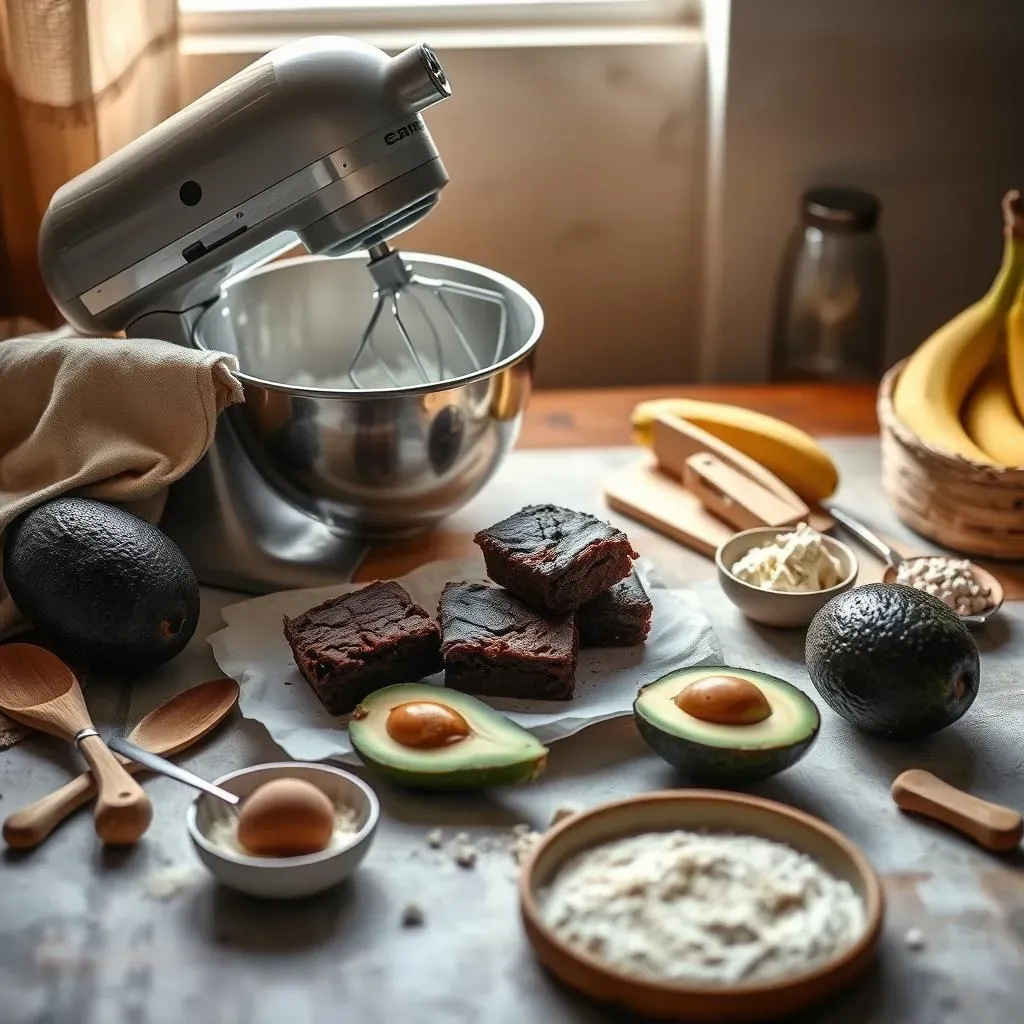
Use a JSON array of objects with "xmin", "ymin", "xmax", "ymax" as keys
[
  {"xmin": 0, "ymin": 644, "xmax": 153, "ymax": 846},
  {"xmin": 892, "ymin": 769, "xmax": 1022, "ymax": 853},
  {"xmin": 651, "ymin": 413, "xmax": 811, "ymax": 519},
  {"xmin": 683, "ymin": 453, "xmax": 805, "ymax": 531},
  {"xmin": 3, "ymin": 677, "xmax": 239, "ymax": 850},
  {"xmin": 604, "ymin": 454, "xmax": 734, "ymax": 558}
]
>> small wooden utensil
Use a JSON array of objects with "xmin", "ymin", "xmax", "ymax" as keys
[
  {"xmin": 604, "ymin": 454, "xmax": 733, "ymax": 558},
  {"xmin": 892, "ymin": 769, "xmax": 1023, "ymax": 853},
  {"xmin": 651, "ymin": 414, "xmax": 812, "ymax": 521},
  {"xmin": 0, "ymin": 644, "xmax": 152, "ymax": 846},
  {"xmin": 3, "ymin": 677, "xmax": 239, "ymax": 850},
  {"xmin": 683, "ymin": 452, "xmax": 805, "ymax": 531}
]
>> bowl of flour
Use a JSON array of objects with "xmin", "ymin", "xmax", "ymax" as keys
[{"xmin": 519, "ymin": 791, "xmax": 883, "ymax": 1022}]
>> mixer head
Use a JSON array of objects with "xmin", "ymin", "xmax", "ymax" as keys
[{"xmin": 38, "ymin": 36, "xmax": 453, "ymax": 336}]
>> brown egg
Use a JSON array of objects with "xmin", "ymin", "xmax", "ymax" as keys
[
  {"xmin": 236, "ymin": 777, "xmax": 336, "ymax": 857},
  {"xmin": 386, "ymin": 700, "xmax": 471, "ymax": 749},
  {"xmin": 674, "ymin": 675, "xmax": 773, "ymax": 726}
]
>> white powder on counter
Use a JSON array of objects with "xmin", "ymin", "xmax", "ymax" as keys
[
  {"xmin": 538, "ymin": 830, "xmax": 865, "ymax": 986},
  {"xmin": 143, "ymin": 866, "xmax": 205, "ymax": 901}
]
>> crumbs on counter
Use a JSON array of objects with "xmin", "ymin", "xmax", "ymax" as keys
[
  {"xmin": 453, "ymin": 843, "xmax": 478, "ymax": 869},
  {"xmin": 904, "ymin": 928, "xmax": 926, "ymax": 952},
  {"xmin": 549, "ymin": 803, "xmax": 581, "ymax": 827},
  {"xmin": 418, "ymin": 822, "xmax": 543, "ymax": 871},
  {"xmin": 401, "ymin": 902, "xmax": 426, "ymax": 928}
]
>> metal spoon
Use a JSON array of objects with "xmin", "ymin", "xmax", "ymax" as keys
[
  {"xmin": 828, "ymin": 505, "xmax": 1004, "ymax": 626},
  {"xmin": 107, "ymin": 736, "xmax": 241, "ymax": 818},
  {"xmin": 0, "ymin": 644, "xmax": 152, "ymax": 845},
  {"xmin": 3, "ymin": 678, "xmax": 239, "ymax": 850}
]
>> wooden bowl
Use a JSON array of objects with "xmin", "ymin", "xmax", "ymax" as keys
[{"xmin": 519, "ymin": 791, "xmax": 884, "ymax": 1022}]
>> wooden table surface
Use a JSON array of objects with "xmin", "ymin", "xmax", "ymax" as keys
[
  {"xmin": 2, "ymin": 384, "xmax": 1022, "ymax": 1024},
  {"xmin": 516, "ymin": 382, "xmax": 880, "ymax": 449}
]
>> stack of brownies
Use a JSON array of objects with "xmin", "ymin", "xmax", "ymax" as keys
[{"xmin": 283, "ymin": 503, "xmax": 654, "ymax": 714}]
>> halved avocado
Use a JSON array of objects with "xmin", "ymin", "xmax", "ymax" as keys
[
  {"xmin": 633, "ymin": 665, "xmax": 820, "ymax": 782},
  {"xmin": 349, "ymin": 683, "xmax": 549, "ymax": 790}
]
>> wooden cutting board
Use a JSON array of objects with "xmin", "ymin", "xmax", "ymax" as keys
[
  {"xmin": 604, "ymin": 454, "xmax": 735, "ymax": 558},
  {"xmin": 650, "ymin": 413, "xmax": 834, "ymax": 533}
]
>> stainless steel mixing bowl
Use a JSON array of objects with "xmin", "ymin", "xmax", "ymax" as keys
[{"xmin": 193, "ymin": 252, "xmax": 542, "ymax": 538}]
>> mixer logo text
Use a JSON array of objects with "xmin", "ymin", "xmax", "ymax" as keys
[{"xmin": 384, "ymin": 121, "xmax": 425, "ymax": 145}]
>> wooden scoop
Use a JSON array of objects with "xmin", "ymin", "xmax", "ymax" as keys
[
  {"xmin": 892, "ymin": 769, "xmax": 1023, "ymax": 853},
  {"xmin": 0, "ymin": 644, "xmax": 153, "ymax": 846},
  {"xmin": 3, "ymin": 677, "xmax": 239, "ymax": 850}
]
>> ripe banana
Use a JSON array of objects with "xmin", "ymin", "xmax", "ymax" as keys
[
  {"xmin": 962, "ymin": 356, "xmax": 1024, "ymax": 468},
  {"xmin": 892, "ymin": 190, "xmax": 1024, "ymax": 464},
  {"xmin": 631, "ymin": 399, "xmax": 839, "ymax": 502},
  {"xmin": 1008, "ymin": 277, "xmax": 1024, "ymax": 419}
]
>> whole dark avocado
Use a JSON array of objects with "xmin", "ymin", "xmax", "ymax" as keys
[
  {"xmin": 805, "ymin": 583, "xmax": 979, "ymax": 739},
  {"xmin": 3, "ymin": 497, "xmax": 200, "ymax": 671}
]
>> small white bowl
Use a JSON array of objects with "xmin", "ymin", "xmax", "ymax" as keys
[
  {"xmin": 186, "ymin": 762, "xmax": 379, "ymax": 900},
  {"xmin": 716, "ymin": 527, "xmax": 859, "ymax": 628}
]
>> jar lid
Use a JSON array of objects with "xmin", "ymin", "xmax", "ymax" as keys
[{"xmin": 802, "ymin": 187, "xmax": 880, "ymax": 232}]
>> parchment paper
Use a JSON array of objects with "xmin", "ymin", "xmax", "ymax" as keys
[{"xmin": 207, "ymin": 557, "xmax": 721, "ymax": 764}]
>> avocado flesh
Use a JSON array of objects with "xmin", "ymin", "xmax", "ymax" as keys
[
  {"xmin": 806, "ymin": 583, "xmax": 980, "ymax": 739},
  {"xmin": 633, "ymin": 666, "xmax": 820, "ymax": 782},
  {"xmin": 349, "ymin": 683, "xmax": 549, "ymax": 790}
]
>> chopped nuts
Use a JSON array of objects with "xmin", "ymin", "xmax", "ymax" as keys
[{"xmin": 895, "ymin": 557, "xmax": 991, "ymax": 616}]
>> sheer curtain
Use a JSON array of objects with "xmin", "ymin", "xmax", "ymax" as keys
[{"xmin": 0, "ymin": 0, "xmax": 180, "ymax": 331}]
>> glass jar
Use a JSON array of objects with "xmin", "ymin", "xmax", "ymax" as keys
[{"xmin": 771, "ymin": 187, "xmax": 886, "ymax": 382}]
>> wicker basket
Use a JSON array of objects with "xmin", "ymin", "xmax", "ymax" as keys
[{"xmin": 878, "ymin": 361, "xmax": 1024, "ymax": 560}]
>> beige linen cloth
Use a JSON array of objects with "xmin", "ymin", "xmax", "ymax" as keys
[{"xmin": 0, "ymin": 318, "xmax": 244, "ymax": 747}]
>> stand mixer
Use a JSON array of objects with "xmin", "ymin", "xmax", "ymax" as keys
[{"xmin": 37, "ymin": 36, "xmax": 543, "ymax": 594}]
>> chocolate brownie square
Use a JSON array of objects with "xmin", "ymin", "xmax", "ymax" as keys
[
  {"xmin": 283, "ymin": 580, "xmax": 441, "ymax": 715},
  {"xmin": 473, "ymin": 504, "xmax": 638, "ymax": 615},
  {"xmin": 439, "ymin": 582, "xmax": 578, "ymax": 700},
  {"xmin": 576, "ymin": 570, "xmax": 654, "ymax": 647}
]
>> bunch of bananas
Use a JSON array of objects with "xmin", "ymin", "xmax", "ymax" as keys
[{"xmin": 892, "ymin": 189, "xmax": 1024, "ymax": 468}]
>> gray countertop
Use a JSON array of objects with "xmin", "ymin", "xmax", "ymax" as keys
[{"xmin": 2, "ymin": 441, "xmax": 1022, "ymax": 1024}]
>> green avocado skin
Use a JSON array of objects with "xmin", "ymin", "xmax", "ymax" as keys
[
  {"xmin": 349, "ymin": 748, "xmax": 547, "ymax": 791},
  {"xmin": 633, "ymin": 713, "xmax": 818, "ymax": 783},
  {"xmin": 347, "ymin": 682, "xmax": 549, "ymax": 791},
  {"xmin": 3, "ymin": 497, "xmax": 200, "ymax": 671},
  {"xmin": 805, "ymin": 583, "xmax": 980, "ymax": 739}
]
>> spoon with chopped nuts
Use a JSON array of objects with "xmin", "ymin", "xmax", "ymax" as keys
[{"xmin": 828, "ymin": 506, "xmax": 1004, "ymax": 626}]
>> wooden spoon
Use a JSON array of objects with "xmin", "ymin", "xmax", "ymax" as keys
[
  {"xmin": 0, "ymin": 644, "xmax": 152, "ymax": 846},
  {"xmin": 3, "ymin": 677, "xmax": 239, "ymax": 850},
  {"xmin": 892, "ymin": 769, "xmax": 1023, "ymax": 853}
]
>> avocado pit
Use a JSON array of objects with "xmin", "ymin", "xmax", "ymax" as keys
[
  {"xmin": 675, "ymin": 675, "xmax": 773, "ymax": 726},
  {"xmin": 386, "ymin": 700, "xmax": 472, "ymax": 749}
]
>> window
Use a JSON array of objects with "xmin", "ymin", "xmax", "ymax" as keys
[{"xmin": 179, "ymin": 0, "xmax": 701, "ymax": 38}]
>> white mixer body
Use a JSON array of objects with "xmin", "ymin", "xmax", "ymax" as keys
[
  {"xmin": 39, "ymin": 37, "xmax": 451, "ymax": 336},
  {"xmin": 34, "ymin": 36, "xmax": 542, "ymax": 595}
]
